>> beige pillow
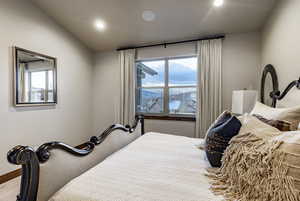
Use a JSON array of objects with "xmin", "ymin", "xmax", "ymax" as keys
[
  {"xmin": 252, "ymin": 114, "xmax": 293, "ymax": 131},
  {"xmin": 238, "ymin": 113, "xmax": 281, "ymax": 139},
  {"xmin": 250, "ymin": 101, "xmax": 300, "ymax": 130}
]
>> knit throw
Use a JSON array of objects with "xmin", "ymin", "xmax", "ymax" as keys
[{"xmin": 206, "ymin": 132, "xmax": 300, "ymax": 201}]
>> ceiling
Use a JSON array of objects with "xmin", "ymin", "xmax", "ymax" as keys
[{"xmin": 31, "ymin": 0, "xmax": 277, "ymax": 52}]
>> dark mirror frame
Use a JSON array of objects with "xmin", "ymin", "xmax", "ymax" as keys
[{"xmin": 13, "ymin": 47, "xmax": 58, "ymax": 107}]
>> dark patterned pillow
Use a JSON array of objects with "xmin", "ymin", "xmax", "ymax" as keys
[
  {"xmin": 253, "ymin": 114, "xmax": 292, "ymax": 131},
  {"xmin": 205, "ymin": 112, "xmax": 242, "ymax": 167}
]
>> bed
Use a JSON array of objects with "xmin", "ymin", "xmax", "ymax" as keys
[
  {"xmin": 49, "ymin": 133, "xmax": 223, "ymax": 201},
  {"xmin": 7, "ymin": 64, "xmax": 300, "ymax": 201},
  {"xmin": 7, "ymin": 115, "xmax": 224, "ymax": 201}
]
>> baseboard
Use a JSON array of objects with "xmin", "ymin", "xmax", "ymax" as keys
[{"xmin": 0, "ymin": 169, "xmax": 22, "ymax": 185}]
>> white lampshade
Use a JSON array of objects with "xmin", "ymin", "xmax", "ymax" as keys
[{"xmin": 232, "ymin": 90, "xmax": 258, "ymax": 115}]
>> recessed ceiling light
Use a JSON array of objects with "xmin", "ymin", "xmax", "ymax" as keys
[
  {"xmin": 94, "ymin": 19, "xmax": 106, "ymax": 31},
  {"xmin": 142, "ymin": 10, "xmax": 156, "ymax": 22},
  {"xmin": 214, "ymin": 0, "xmax": 224, "ymax": 7}
]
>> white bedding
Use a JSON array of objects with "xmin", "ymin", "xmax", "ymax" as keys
[{"xmin": 49, "ymin": 133, "xmax": 224, "ymax": 201}]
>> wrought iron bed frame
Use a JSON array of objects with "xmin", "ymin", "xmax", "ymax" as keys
[
  {"xmin": 261, "ymin": 64, "xmax": 300, "ymax": 107},
  {"xmin": 7, "ymin": 115, "xmax": 144, "ymax": 201}
]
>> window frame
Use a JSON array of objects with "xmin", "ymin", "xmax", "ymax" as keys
[{"xmin": 135, "ymin": 55, "xmax": 197, "ymax": 120}]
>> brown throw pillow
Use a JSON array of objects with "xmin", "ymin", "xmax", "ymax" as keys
[{"xmin": 253, "ymin": 114, "xmax": 292, "ymax": 131}]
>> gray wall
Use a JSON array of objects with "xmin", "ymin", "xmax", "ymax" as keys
[
  {"xmin": 92, "ymin": 52, "xmax": 120, "ymax": 133},
  {"xmin": 93, "ymin": 32, "xmax": 261, "ymax": 138},
  {"xmin": 0, "ymin": 0, "xmax": 94, "ymax": 174},
  {"xmin": 262, "ymin": 0, "xmax": 300, "ymax": 107},
  {"xmin": 222, "ymin": 32, "xmax": 261, "ymax": 110}
]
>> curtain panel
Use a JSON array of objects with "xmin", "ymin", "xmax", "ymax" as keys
[
  {"xmin": 19, "ymin": 63, "xmax": 27, "ymax": 102},
  {"xmin": 196, "ymin": 39, "xmax": 222, "ymax": 138},
  {"xmin": 119, "ymin": 49, "xmax": 136, "ymax": 125}
]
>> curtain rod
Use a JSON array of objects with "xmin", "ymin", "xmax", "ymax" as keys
[{"xmin": 116, "ymin": 35, "xmax": 225, "ymax": 51}]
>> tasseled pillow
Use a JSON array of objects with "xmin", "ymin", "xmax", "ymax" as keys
[{"xmin": 204, "ymin": 111, "xmax": 242, "ymax": 167}]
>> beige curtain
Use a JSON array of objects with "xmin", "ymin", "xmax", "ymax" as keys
[
  {"xmin": 19, "ymin": 63, "xmax": 26, "ymax": 102},
  {"xmin": 119, "ymin": 49, "xmax": 136, "ymax": 125},
  {"xmin": 196, "ymin": 39, "xmax": 222, "ymax": 138}
]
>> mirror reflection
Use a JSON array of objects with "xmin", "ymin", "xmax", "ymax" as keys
[{"xmin": 15, "ymin": 47, "xmax": 57, "ymax": 106}]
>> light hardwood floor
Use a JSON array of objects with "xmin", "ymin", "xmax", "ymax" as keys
[{"xmin": 0, "ymin": 177, "xmax": 20, "ymax": 201}]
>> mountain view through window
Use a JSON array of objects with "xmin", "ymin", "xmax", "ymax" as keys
[{"xmin": 136, "ymin": 57, "xmax": 197, "ymax": 116}]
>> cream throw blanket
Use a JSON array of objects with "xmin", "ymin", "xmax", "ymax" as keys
[
  {"xmin": 207, "ymin": 115, "xmax": 300, "ymax": 201},
  {"xmin": 50, "ymin": 133, "xmax": 224, "ymax": 201}
]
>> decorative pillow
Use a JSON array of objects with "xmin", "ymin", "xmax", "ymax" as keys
[
  {"xmin": 204, "ymin": 111, "xmax": 242, "ymax": 167},
  {"xmin": 253, "ymin": 114, "xmax": 292, "ymax": 131},
  {"xmin": 251, "ymin": 101, "xmax": 300, "ymax": 130},
  {"xmin": 238, "ymin": 114, "xmax": 282, "ymax": 138},
  {"xmin": 206, "ymin": 115, "xmax": 300, "ymax": 201}
]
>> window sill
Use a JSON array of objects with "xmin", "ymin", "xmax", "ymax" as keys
[{"xmin": 143, "ymin": 115, "xmax": 196, "ymax": 122}]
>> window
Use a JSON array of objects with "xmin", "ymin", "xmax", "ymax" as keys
[
  {"xmin": 27, "ymin": 70, "xmax": 54, "ymax": 103},
  {"xmin": 136, "ymin": 57, "xmax": 197, "ymax": 118}
]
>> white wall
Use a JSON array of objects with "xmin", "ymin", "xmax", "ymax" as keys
[
  {"xmin": 93, "ymin": 32, "xmax": 261, "ymax": 138},
  {"xmin": 92, "ymin": 52, "xmax": 120, "ymax": 133},
  {"xmin": 222, "ymin": 32, "xmax": 261, "ymax": 110},
  {"xmin": 0, "ymin": 0, "xmax": 93, "ymax": 174},
  {"xmin": 262, "ymin": 0, "xmax": 300, "ymax": 107}
]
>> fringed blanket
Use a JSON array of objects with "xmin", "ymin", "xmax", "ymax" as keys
[{"xmin": 206, "ymin": 130, "xmax": 300, "ymax": 201}]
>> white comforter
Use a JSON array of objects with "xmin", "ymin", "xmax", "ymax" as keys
[{"xmin": 49, "ymin": 133, "xmax": 224, "ymax": 201}]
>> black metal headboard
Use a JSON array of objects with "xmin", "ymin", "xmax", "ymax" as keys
[{"xmin": 261, "ymin": 64, "xmax": 300, "ymax": 107}]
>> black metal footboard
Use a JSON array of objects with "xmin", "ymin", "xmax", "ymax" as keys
[{"xmin": 7, "ymin": 115, "xmax": 144, "ymax": 201}]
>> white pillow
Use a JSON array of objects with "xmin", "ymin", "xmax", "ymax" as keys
[{"xmin": 250, "ymin": 101, "xmax": 300, "ymax": 130}]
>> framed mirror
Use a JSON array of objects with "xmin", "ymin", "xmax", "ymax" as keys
[{"xmin": 13, "ymin": 47, "xmax": 57, "ymax": 107}]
